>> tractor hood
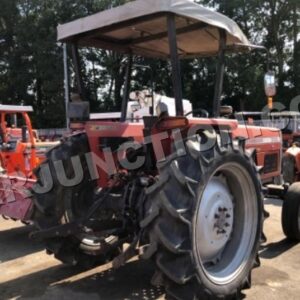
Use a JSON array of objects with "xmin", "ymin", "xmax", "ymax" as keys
[{"xmin": 57, "ymin": 0, "xmax": 251, "ymax": 58}]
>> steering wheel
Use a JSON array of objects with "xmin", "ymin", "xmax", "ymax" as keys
[{"xmin": 185, "ymin": 108, "xmax": 209, "ymax": 118}]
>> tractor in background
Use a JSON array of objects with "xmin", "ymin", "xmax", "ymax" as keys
[
  {"xmin": 269, "ymin": 112, "xmax": 300, "ymax": 241},
  {"xmin": 236, "ymin": 109, "xmax": 300, "ymax": 241},
  {"xmin": 0, "ymin": 105, "xmax": 59, "ymax": 177},
  {"xmin": 0, "ymin": 104, "xmax": 58, "ymax": 221},
  {"xmin": 269, "ymin": 112, "xmax": 300, "ymax": 150}
]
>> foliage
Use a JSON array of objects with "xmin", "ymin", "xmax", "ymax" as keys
[{"xmin": 0, "ymin": 0, "xmax": 299, "ymax": 128}]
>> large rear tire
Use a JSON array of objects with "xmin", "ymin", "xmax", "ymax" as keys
[
  {"xmin": 282, "ymin": 182, "xmax": 300, "ymax": 241},
  {"xmin": 141, "ymin": 135, "xmax": 263, "ymax": 299},
  {"xmin": 32, "ymin": 133, "xmax": 119, "ymax": 266}
]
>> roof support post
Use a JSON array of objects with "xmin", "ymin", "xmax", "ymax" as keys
[
  {"xmin": 167, "ymin": 14, "xmax": 184, "ymax": 116},
  {"xmin": 63, "ymin": 43, "xmax": 70, "ymax": 129},
  {"xmin": 213, "ymin": 29, "xmax": 226, "ymax": 117},
  {"xmin": 71, "ymin": 44, "xmax": 87, "ymax": 102},
  {"xmin": 120, "ymin": 53, "xmax": 133, "ymax": 122}
]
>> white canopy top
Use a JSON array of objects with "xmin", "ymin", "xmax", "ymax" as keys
[
  {"xmin": 0, "ymin": 105, "xmax": 33, "ymax": 113},
  {"xmin": 57, "ymin": 0, "xmax": 251, "ymax": 58}
]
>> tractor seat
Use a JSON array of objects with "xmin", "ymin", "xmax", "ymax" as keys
[{"xmin": 220, "ymin": 106, "xmax": 233, "ymax": 117}]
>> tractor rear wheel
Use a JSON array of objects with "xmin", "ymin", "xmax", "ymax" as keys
[
  {"xmin": 282, "ymin": 182, "xmax": 300, "ymax": 241},
  {"xmin": 141, "ymin": 135, "xmax": 263, "ymax": 299},
  {"xmin": 32, "ymin": 133, "xmax": 120, "ymax": 266}
]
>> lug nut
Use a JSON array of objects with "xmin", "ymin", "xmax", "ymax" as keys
[
  {"xmin": 215, "ymin": 214, "xmax": 220, "ymax": 219},
  {"xmin": 218, "ymin": 207, "xmax": 228, "ymax": 212},
  {"xmin": 226, "ymin": 213, "xmax": 231, "ymax": 218}
]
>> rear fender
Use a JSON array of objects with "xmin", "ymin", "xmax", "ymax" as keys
[{"xmin": 85, "ymin": 121, "xmax": 144, "ymax": 187}]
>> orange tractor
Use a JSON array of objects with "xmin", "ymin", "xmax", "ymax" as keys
[
  {"xmin": 0, "ymin": 105, "xmax": 39, "ymax": 177},
  {"xmin": 25, "ymin": 1, "xmax": 286, "ymax": 299},
  {"xmin": 0, "ymin": 105, "xmax": 58, "ymax": 221}
]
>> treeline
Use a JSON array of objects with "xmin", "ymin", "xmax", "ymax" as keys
[{"xmin": 0, "ymin": 0, "xmax": 299, "ymax": 128}]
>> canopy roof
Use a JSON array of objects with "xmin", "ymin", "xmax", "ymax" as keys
[
  {"xmin": 0, "ymin": 105, "xmax": 33, "ymax": 113},
  {"xmin": 236, "ymin": 111, "xmax": 300, "ymax": 118},
  {"xmin": 270, "ymin": 111, "xmax": 300, "ymax": 117},
  {"xmin": 57, "ymin": 0, "xmax": 251, "ymax": 58}
]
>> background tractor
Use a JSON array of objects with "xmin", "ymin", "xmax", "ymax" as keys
[
  {"xmin": 0, "ymin": 105, "xmax": 59, "ymax": 177},
  {"xmin": 267, "ymin": 112, "xmax": 300, "ymax": 238},
  {"xmin": 236, "ymin": 111, "xmax": 300, "ymax": 150},
  {"xmin": 269, "ymin": 112, "xmax": 300, "ymax": 150},
  {"xmin": 29, "ymin": 1, "xmax": 283, "ymax": 299},
  {"xmin": 0, "ymin": 104, "xmax": 58, "ymax": 222},
  {"xmin": 236, "ymin": 109, "xmax": 300, "ymax": 241}
]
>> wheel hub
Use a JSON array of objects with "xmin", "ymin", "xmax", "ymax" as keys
[
  {"xmin": 195, "ymin": 178, "xmax": 234, "ymax": 263},
  {"xmin": 214, "ymin": 206, "xmax": 232, "ymax": 235}
]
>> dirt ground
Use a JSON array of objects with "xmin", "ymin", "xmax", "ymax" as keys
[{"xmin": 0, "ymin": 198, "xmax": 299, "ymax": 300}]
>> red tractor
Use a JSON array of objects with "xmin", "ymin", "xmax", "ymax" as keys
[
  {"xmin": 236, "ymin": 110, "xmax": 300, "ymax": 241},
  {"xmin": 269, "ymin": 112, "xmax": 300, "ymax": 150},
  {"xmin": 0, "ymin": 1, "xmax": 285, "ymax": 299},
  {"xmin": 269, "ymin": 112, "xmax": 300, "ymax": 241},
  {"xmin": 27, "ymin": 1, "xmax": 285, "ymax": 299},
  {"xmin": 236, "ymin": 111, "xmax": 300, "ymax": 151}
]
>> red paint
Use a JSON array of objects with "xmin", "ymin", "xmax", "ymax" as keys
[{"xmin": 0, "ymin": 175, "xmax": 35, "ymax": 220}]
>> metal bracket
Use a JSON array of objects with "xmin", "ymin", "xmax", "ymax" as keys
[{"xmin": 112, "ymin": 236, "xmax": 139, "ymax": 269}]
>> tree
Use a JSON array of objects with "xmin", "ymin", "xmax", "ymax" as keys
[{"xmin": 0, "ymin": 0, "xmax": 299, "ymax": 128}]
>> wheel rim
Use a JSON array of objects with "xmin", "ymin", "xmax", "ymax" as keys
[
  {"xmin": 194, "ymin": 162, "xmax": 259, "ymax": 285},
  {"xmin": 65, "ymin": 188, "xmax": 120, "ymax": 255}
]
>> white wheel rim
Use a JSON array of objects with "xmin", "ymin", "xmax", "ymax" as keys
[{"xmin": 194, "ymin": 162, "xmax": 259, "ymax": 285}]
